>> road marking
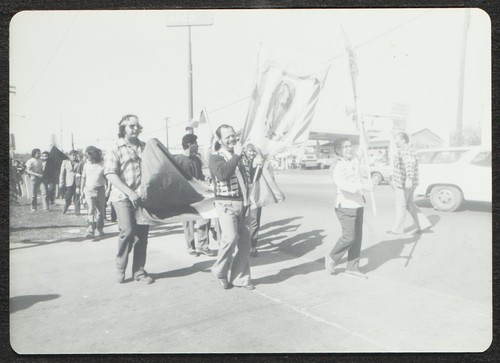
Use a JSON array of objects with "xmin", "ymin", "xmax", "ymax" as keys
[
  {"xmin": 254, "ymin": 289, "xmax": 393, "ymax": 351},
  {"xmin": 254, "ymin": 250, "xmax": 490, "ymax": 319}
]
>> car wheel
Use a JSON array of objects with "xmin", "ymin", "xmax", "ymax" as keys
[
  {"xmin": 371, "ymin": 172, "xmax": 383, "ymax": 186},
  {"xmin": 430, "ymin": 185, "xmax": 463, "ymax": 212}
]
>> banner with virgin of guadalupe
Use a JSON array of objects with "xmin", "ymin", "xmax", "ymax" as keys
[{"xmin": 241, "ymin": 44, "xmax": 332, "ymax": 156}]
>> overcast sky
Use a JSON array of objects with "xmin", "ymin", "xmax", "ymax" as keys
[{"xmin": 9, "ymin": 8, "xmax": 490, "ymax": 154}]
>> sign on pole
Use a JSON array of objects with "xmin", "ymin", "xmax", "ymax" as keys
[{"xmin": 166, "ymin": 11, "xmax": 213, "ymax": 27}]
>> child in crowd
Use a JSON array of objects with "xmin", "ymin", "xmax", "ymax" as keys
[{"xmin": 80, "ymin": 146, "xmax": 106, "ymax": 239}]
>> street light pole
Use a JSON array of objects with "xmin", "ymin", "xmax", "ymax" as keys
[
  {"xmin": 167, "ymin": 11, "xmax": 213, "ymax": 127},
  {"xmin": 187, "ymin": 25, "xmax": 193, "ymax": 123}
]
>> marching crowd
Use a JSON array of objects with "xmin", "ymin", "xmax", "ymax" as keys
[{"xmin": 17, "ymin": 113, "xmax": 430, "ymax": 291}]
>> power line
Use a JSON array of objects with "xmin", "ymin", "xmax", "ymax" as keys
[
  {"xmin": 352, "ymin": 10, "xmax": 431, "ymax": 50},
  {"xmin": 208, "ymin": 95, "xmax": 252, "ymax": 114},
  {"xmin": 20, "ymin": 14, "xmax": 78, "ymax": 102}
]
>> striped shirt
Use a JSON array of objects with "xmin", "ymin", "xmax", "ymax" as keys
[
  {"xmin": 392, "ymin": 144, "xmax": 419, "ymax": 188},
  {"xmin": 104, "ymin": 138, "xmax": 145, "ymax": 202}
]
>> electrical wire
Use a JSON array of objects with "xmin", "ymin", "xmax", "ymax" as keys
[{"xmin": 20, "ymin": 14, "xmax": 78, "ymax": 103}]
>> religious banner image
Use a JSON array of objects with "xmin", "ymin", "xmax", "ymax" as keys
[{"xmin": 241, "ymin": 44, "xmax": 331, "ymax": 156}]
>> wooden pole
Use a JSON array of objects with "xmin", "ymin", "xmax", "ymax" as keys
[{"xmin": 343, "ymin": 28, "xmax": 377, "ymax": 215}]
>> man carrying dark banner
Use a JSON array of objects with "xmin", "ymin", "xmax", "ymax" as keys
[
  {"xmin": 209, "ymin": 124, "xmax": 254, "ymax": 290},
  {"xmin": 175, "ymin": 134, "xmax": 216, "ymax": 257},
  {"xmin": 104, "ymin": 114, "xmax": 154, "ymax": 285}
]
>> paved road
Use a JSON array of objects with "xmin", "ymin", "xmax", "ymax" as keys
[{"xmin": 9, "ymin": 169, "xmax": 492, "ymax": 353}]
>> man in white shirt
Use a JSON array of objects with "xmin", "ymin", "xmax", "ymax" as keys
[
  {"xmin": 25, "ymin": 148, "xmax": 49, "ymax": 212},
  {"xmin": 326, "ymin": 138, "xmax": 372, "ymax": 279}
]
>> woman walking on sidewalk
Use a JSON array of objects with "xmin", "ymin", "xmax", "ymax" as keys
[{"xmin": 80, "ymin": 146, "xmax": 106, "ymax": 240}]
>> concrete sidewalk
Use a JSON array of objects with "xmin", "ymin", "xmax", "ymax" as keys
[{"xmin": 10, "ymin": 213, "xmax": 491, "ymax": 354}]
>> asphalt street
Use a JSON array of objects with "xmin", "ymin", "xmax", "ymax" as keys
[{"xmin": 9, "ymin": 169, "xmax": 492, "ymax": 353}]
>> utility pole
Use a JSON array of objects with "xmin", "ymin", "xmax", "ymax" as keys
[
  {"xmin": 71, "ymin": 132, "xmax": 74, "ymax": 151},
  {"xmin": 165, "ymin": 117, "xmax": 170, "ymax": 148},
  {"xmin": 454, "ymin": 9, "xmax": 471, "ymax": 146},
  {"xmin": 167, "ymin": 11, "xmax": 213, "ymax": 126},
  {"xmin": 60, "ymin": 116, "xmax": 63, "ymax": 152}
]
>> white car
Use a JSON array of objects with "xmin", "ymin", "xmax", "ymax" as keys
[
  {"xmin": 369, "ymin": 163, "xmax": 392, "ymax": 185},
  {"xmin": 414, "ymin": 147, "xmax": 491, "ymax": 212}
]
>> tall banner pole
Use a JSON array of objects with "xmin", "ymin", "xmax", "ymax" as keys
[{"xmin": 343, "ymin": 28, "xmax": 377, "ymax": 215}]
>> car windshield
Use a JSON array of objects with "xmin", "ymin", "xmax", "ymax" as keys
[
  {"xmin": 417, "ymin": 150, "xmax": 468, "ymax": 164},
  {"xmin": 470, "ymin": 151, "xmax": 491, "ymax": 167}
]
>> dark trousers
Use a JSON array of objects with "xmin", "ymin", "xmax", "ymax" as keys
[
  {"xmin": 112, "ymin": 199, "xmax": 149, "ymax": 279},
  {"xmin": 329, "ymin": 207, "xmax": 364, "ymax": 271},
  {"xmin": 63, "ymin": 184, "xmax": 81, "ymax": 214},
  {"xmin": 250, "ymin": 207, "xmax": 262, "ymax": 248}
]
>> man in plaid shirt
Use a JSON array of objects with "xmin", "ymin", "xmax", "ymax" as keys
[
  {"xmin": 104, "ymin": 114, "xmax": 154, "ymax": 284},
  {"xmin": 388, "ymin": 132, "xmax": 430, "ymax": 235}
]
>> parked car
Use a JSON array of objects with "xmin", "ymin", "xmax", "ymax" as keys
[
  {"xmin": 317, "ymin": 158, "xmax": 335, "ymax": 169},
  {"xmin": 369, "ymin": 163, "xmax": 392, "ymax": 185},
  {"xmin": 414, "ymin": 147, "xmax": 491, "ymax": 212},
  {"xmin": 301, "ymin": 154, "xmax": 321, "ymax": 169}
]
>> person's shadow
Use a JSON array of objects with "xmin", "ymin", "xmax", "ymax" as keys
[
  {"xmin": 360, "ymin": 214, "xmax": 441, "ymax": 273},
  {"xmin": 252, "ymin": 228, "xmax": 327, "ymax": 284},
  {"xmin": 10, "ymin": 294, "xmax": 61, "ymax": 313},
  {"xmin": 147, "ymin": 260, "xmax": 214, "ymax": 282}
]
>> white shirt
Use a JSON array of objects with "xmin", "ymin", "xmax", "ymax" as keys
[{"xmin": 330, "ymin": 156, "xmax": 366, "ymax": 208}]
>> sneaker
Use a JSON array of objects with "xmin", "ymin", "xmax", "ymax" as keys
[
  {"xmin": 97, "ymin": 229, "xmax": 105, "ymax": 237},
  {"xmin": 217, "ymin": 277, "xmax": 232, "ymax": 290},
  {"xmin": 196, "ymin": 248, "xmax": 216, "ymax": 257},
  {"xmin": 116, "ymin": 270, "xmax": 125, "ymax": 283},
  {"xmin": 345, "ymin": 270, "xmax": 368, "ymax": 279},
  {"xmin": 234, "ymin": 283, "xmax": 256, "ymax": 290},
  {"xmin": 136, "ymin": 275, "xmax": 154, "ymax": 284},
  {"xmin": 325, "ymin": 255, "xmax": 336, "ymax": 275},
  {"xmin": 85, "ymin": 231, "xmax": 95, "ymax": 240},
  {"xmin": 187, "ymin": 247, "xmax": 198, "ymax": 256}
]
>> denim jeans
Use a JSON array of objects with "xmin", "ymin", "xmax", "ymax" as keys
[
  {"xmin": 250, "ymin": 206, "xmax": 262, "ymax": 248},
  {"xmin": 391, "ymin": 186, "xmax": 431, "ymax": 233},
  {"xmin": 329, "ymin": 207, "xmax": 364, "ymax": 272},
  {"xmin": 212, "ymin": 200, "xmax": 251, "ymax": 286},
  {"xmin": 30, "ymin": 177, "xmax": 49, "ymax": 210},
  {"xmin": 183, "ymin": 219, "xmax": 209, "ymax": 251},
  {"xmin": 64, "ymin": 184, "xmax": 81, "ymax": 214},
  {"xmin": 84, "ymin": 186, "xmax": 106, "ymax": 232},
  {"xmin": 112, "ymin": 199, "xmax": 150, "ymax": 279}
]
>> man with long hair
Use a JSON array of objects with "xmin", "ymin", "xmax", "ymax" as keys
[{"xmin": 104, "ymin": 114, "xmax": 154, "ymax": 284}]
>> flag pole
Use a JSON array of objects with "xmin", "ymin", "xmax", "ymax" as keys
[{"xmin": 342, "ymin": 28, "xmax": 377, "ymax": 215}]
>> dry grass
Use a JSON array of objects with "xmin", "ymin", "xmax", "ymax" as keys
[{"xmin": 10, "ymin": 199, "xmax": 90, "ymax": 244}]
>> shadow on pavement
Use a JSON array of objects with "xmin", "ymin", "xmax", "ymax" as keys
[
  {"xmin": 253, "ymin": 257, "xmax": 324, "ymax": 285},
  {"xmin": 259, "ymin": 216, "xmax": 303, "ymax": 232},
  {"xmin": 10, "ymin": 236, "xmax": 88, "ymax": 250},
  {"xmin": 251, "ymin": 228, "xmax": 327, "ymax": 286},
  {"xmin": 10, "ymin": 224, "xmax": 85, "ymax": 231},
  {"xmin": 10, "ymin": 294, "xmax": 61, "ymax": 313},
  {"xmin": 148, "ymin": 225, "xmax": 183, "ymax": 239},
  {"xmin": 458, "ymin": 201, "xmax": 492, "ymax": 213},
  {"xmin": 359, "ymin": 230, "xmax": 434, "ymax": 273},
  {"xmin": 149, "ymin": 260, "xmax": 214, "ymax": 281}
]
